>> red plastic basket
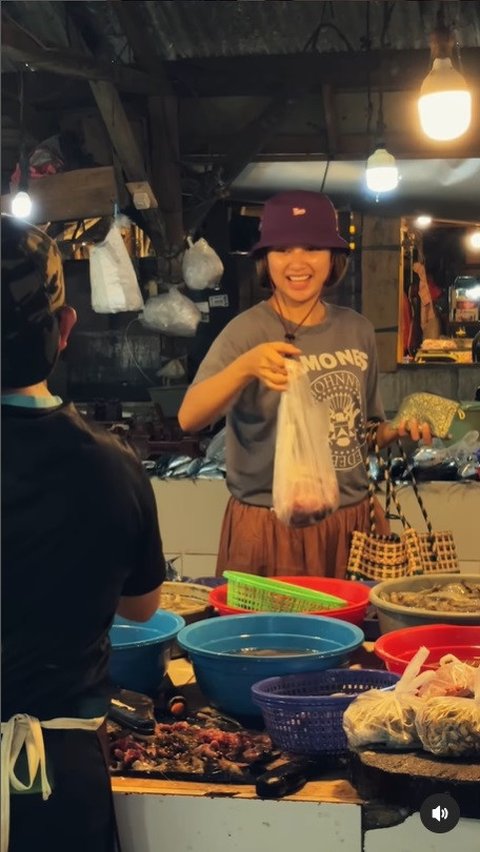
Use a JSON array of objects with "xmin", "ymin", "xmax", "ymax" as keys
[
  {"xmin": 374, "ymin": 624, "xmax": 480, "ymax": 674},
  {"xmin": 209, "ymin": 577, "xmax": 369, "ymax": 626}
]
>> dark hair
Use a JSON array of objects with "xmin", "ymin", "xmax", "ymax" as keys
[
  {"xmin": 1, "ymin": 215, "xmax": 63, "ymax": 388},
  {"xmin": 255, "ymin": 250, "xmax": 349, "ymax": 290}
]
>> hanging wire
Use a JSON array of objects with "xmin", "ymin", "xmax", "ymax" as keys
[
  {"xmin": 365, "ymin": 2, "xmax": 374, "ymax": 145},
  {"xmin": 302, "ymin": 0, "xmax": 355, "ymax": 55},
  {"xmin": 320, "ymin": 159, "xmax": 330, "ymax": 193},
  {"xmin": 123, "ymin": 318, "xmax": 158, "ymax": 385}
]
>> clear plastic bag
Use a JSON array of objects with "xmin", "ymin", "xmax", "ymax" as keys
[
  {"xmin": 140, "ymin": 287, "xmax": 201, "ymax": 337},
  {"xmin": 418, "ymin": 654, "xmax": 476, "ymax": 699},
  {"xmin": 272, "ymin": 361, "xmax": 339, "ymax": 527},
  {"xmin": 415, "ymin": 668, "xmax": 480, "ymax": 758},
  {"xmin": 182, "ymin": 237, "xmax": 224, "ymax": 291},
  {"xmin": 343, "ymin": 647, "xmax": 432, "ymax": 750},
  {"xmin": 89, "ymin": 222, "xmax": 144, "ymax": 314}
]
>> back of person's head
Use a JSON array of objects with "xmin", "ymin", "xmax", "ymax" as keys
[{"xmin": 1, "ymin": 214, "xmax": 66, "ymax": 389}]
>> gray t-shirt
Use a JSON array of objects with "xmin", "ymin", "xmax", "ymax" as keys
[{"xmin": 193, "ymin": 301, "xmax": 385, "ymax": 508}]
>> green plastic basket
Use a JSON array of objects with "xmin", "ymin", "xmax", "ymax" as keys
[{"xmin": 223, "ymin": 571, "xmax": 348, "ymax": 613}]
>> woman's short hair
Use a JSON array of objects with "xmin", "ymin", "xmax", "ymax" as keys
[{"xmin": 255, "ymin": 250, "xmax": 349, "ymax": 290}]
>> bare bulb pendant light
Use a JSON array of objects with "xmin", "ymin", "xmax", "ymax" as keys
[
  {"xmin": 12, "ymin": 74, "xmax": 33, "ymax": 219},
  {"xmin": 418, "ymin": 13, "xmax": 471, "ymax": 141},
  {"xmin": 11, "ymin": 190, "xmax": 32, "ymax": 219},
  {"xmin": 366, "ymin": 146, "xmax": 399, "ymax": 193}
]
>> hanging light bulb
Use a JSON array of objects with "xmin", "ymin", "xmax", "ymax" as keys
[
  {"xmin": 468, "ymin": 230, "xmax": 480, "ymax": 251},
  {"xmin": 415, "ymin": 215, "xmax": 433, "ymax": 228},
  {"xmin": 11, "ymin": 190, "xmax": 32, "ymax": 219},
  {"xmin": 418, "ymin": 12, "xmax": 471, "ymax": 141},
  {"xmin": 365, "ymin": 146, "xmax": 399, "ymax": 193}
]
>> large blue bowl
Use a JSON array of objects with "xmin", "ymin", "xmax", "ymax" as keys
[
  {"xmin": 177, "ymin": 613, "xmax": 364, "ymax": 716},
  {"xmin": 109, "ymin": 610, "xmax": 185, "ymax": 695}
]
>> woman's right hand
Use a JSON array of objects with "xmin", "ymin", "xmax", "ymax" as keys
[{"xmin": 240, "ymin": 341, "xmax": 301, "ymax": 391}]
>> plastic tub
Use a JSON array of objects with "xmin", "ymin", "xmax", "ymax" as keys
[
  {"xmin": 252, "ymin": 669, "xmax": 399, "ymax": 754},
  {"xmin": 109, "ymin": 610, "xmax": 185, "ymax": 694},
  {"xmin": 177, "ymin": 613, "xmax": 364, "ymax": 716},
  {"xmin": 370, "ymin": 574, "xmax": 480, "ymax": 634},
  {"xmin": 209, "ymin": 577, "xmax": 369, "ymax": 626},
  {"xmin": 374, "ymin": 623, "xmax": 480, "ymax": 674}
]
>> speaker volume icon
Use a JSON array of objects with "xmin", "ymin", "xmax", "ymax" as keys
[{"xmin": 432, "ymin": 806, "xmax": 449, "ymax": 822}]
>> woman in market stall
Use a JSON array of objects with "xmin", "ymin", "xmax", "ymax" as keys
[
  {"xmin": 1, "ymin": 215, "xmax": 166, "ymax": 852},
  {"xmin": 178, "ymin": 190, "xmax": 431, "ymax": 578}
]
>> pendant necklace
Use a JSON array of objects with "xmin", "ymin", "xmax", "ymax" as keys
[{"xmin": 272, "ymin": 290, "xmax": 324, "ymax": 342}]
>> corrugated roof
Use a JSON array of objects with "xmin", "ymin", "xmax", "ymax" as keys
[
  {"xmin": 4, "ymin": 1, "xmax": 480, "ymax": 65},
  {"xmin": 129, "ymin": 0, "xmax": 480, "ymax": 60}
]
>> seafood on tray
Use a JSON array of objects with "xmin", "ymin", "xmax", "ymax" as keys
[
  {"xmin": 109, "ymin": 719, "xmax": 273, "ymax": 779},
  {"xmin": 381, "ymin": 581, "xmax": 480, "ymax": 613}
]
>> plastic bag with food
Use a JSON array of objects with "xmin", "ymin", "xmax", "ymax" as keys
[
  {"xmin": 415, "ymin": 667, "xmax": 480, "ymax": 758},
  {"xmin": 140, "ymin": 287, "xmax": 201, "ymax": 337},
  {"xmin": 182, "ymin": 237, "xmax": 224, "ymax": 291},
  {"xmin": 272, "ymin": 360, "xmax": 339, "ymax": 527},
  {"xmin": 418, "ymin": 654, "xmax": 477, "ymax": 699},
  {"xmin": 343, "ymin": 647, "xmax": 432, "ymax": 750}
]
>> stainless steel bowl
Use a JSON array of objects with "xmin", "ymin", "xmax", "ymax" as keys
[{"xmin": 370, "ymin": 573, "xmax": 480, "ymax": 634}]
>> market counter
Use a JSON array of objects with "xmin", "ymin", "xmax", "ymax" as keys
[{"xmin": 112, "ymin": 659, "xmax": 479, "ymax": 852}]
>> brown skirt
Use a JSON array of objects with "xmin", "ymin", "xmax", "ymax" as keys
[{"xmin": 216, "ymin": 495, "xmax": 390, "ymax": 579}]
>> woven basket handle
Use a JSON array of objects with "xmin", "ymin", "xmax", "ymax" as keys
[{"xmin": 365, "ymin": 424, "xmax": 437, "ymax": 557}]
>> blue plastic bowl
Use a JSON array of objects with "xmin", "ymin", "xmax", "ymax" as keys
[
  {"xmin": 109, "ymin": 610, "xmax": 185, "ymax": 695},
  {"xmin": 177, "ymin": 613, "xmax": 364, "ymax": 716}
]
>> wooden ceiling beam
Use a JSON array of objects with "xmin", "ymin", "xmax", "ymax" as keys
[
  {"xmin": 184, "ymin": 91, "xmax": 301, "ymax": 234},
  {"xmin": 168, "ymin": 49, "xmax": 480, "ymax": 97},
  {"xmin": 109, "ymin": 0, "xmax": 184, "ymax": 249},
  {"xmin": 1, "ymin": 12, "xmax": 157, "ymax": 95},
  {"xmin": 108, "ymin": 0, "xmax": 174, "ymax": 99}
]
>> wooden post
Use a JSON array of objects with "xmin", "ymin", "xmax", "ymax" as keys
[
  {"xmin": 109, "ymin": 0, "xmax": 185, "ymax": 254},
  {"xmin": 361, "ymin": 216, "xmax": 402, "ymax": 373},
  {"xmin": 148, "ymin": 97, "xmax": 184, "ymax": 250}
]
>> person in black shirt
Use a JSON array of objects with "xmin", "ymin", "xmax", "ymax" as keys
[{"xmin": 1, "ymin": 215, "xmax": 166, "ymax": 852}]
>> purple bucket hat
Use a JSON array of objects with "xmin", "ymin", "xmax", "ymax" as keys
[{"xmin": 251, "ymin": 190, "xmax": 350, "ymax": 255}]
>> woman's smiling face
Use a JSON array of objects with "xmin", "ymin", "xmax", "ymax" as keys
[{"xmin": 267, "ymin": 247, "xmax": 332, "ymax": 304}]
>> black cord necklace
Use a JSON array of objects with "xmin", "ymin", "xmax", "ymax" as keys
[{"xmin": 272, "ymin": 290, "xmax": 324, "ymax": 342}]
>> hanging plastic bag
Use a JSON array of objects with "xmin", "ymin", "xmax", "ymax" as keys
[
  {"xmin": 89, "ymin": 221, "xmax": 144, "ymax": 313},
  {"xmin": 415, "ymin": 667, "xmax": 480, "ymax": 758},
  {"xmin": 140, "ymin": 287, "xmax": 201, "ymax": 337},
  {"xmin": 272, "ymin": 360, "xmax": 339, "ymax": 527},
  {"xmin": 343, "ymin": 647, "xmax": 434, "ymax": 750},
  {"xmin": 182, "ymin": 237, "xmax": 224, "ymax": 291}
]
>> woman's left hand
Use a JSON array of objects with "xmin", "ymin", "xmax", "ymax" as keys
[
  {"xmin": 376, "ymin": 419, "xmax": 433, "ymax": 448},
  {"xmin": 395, "ymin": 417, "xmax": 433, "ymax": 445}
]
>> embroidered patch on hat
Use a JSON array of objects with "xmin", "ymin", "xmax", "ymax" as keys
[{"xmin": 292, "ymin": 207, "xmax": 306, "ymax": 216}]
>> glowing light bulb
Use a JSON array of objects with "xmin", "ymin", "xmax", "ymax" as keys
[
  {"xmin": 11, "ymin": 191, "xmax": 32, "ymax": 219},
  {"xmin": 415, "ymin": 216, "xmax": 433, "ymax": 228},
  {"xmin": 365, "ymin": 147, "xmax": 399, "ymax": 193},
  {"xmin": 468, "ymin": 231, "xmax": 480, "ymax": 251},
  {"xmin": 418, "ymin": 58, "xmax": 471, "ymax": 141}
]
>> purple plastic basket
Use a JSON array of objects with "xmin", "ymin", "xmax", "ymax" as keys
[{"xmin": 251, "ymin": 669, "xmax": 399, "ymax": 755}]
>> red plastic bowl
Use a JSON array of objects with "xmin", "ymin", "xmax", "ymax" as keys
[
  {"xmin": 374, "ymin": 624, "xmax": 480, "ymax": 674},
  {"xmin": 208, "ymin": 576, "xmax": 370, "ymax": 626}
]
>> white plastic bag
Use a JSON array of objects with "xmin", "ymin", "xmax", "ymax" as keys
[
  {"xmin": 415, "ymin": 668, "xmax": 480, "ymax": 757},
  {"xmin": 89, "ymin": 223, "xmax": 144, "ymax": 313},
  {"xmin": 272, "ymin": 360, "xmax": 339, "ymax": 527},
  {"xmin": 182, "ymin": 237, "xmax": 224, "ymax": 291},
  {"xmin": 343, "ymin": 647, "xmax": 433, "ymax": 750},
  {"xmin": 140, "ymin": 287, "xmax": 201, "ymax": 337},
  {"xmin": 418, "ymin": 654, "xmax": 476, "ymax": 699}
]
